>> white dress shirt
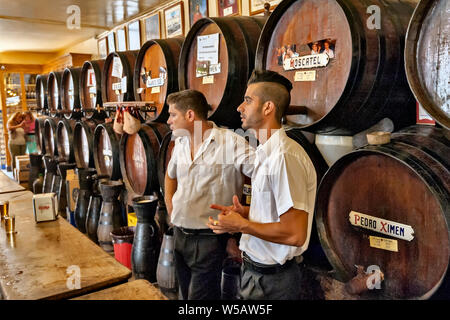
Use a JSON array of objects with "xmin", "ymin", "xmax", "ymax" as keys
[
  {"xmin": 167, "ymin": 122, "xmax": 255, "ymax": 229},
  {"xmin": 239, "ymin": 128, "xmax": 317, "ymax": 265}
]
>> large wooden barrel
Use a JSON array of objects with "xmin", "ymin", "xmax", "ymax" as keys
[
  {"xmin": 157, "ymin": 131, "xmax": 175, "ymax": 197},
  {"xmin": 47, "ymin": 71, "xmax": 63, "ymax": 117},
  {"xmin": 73, "ymin": 119, "xmax": 103, "ymax": 169},
  {"xmin": 178, "ymin": 16, "xmax": 266, "ymax": 129},
  {"xmin": 255, "ymin": 0, "xmax": 418, "ymax": 135},
  {"xmin": 133, "ymin": 38, "xmax": 184, "ymax": 123},
  {"xmin": 93, "ymin": 122, "xmax": 122, "ymax": 180},
  {"xmin": 102, "ymin": 51, "xmax": 139, "ymax": 104},
  {"xmin": 119, "ymin": 122, "xmax": 170, "ymax": 197},
  {"xmin": 56, "ymin": 118, "xmax": 76, "ymax": 163},
  {"xmin": 36, "ymin": 74, "xmax": 48, "ymax": 112},
  {"xmin": 79, "ymin": 59, "xmax": 106, "ymax": 119},
  {"xmin": 35, "ymin": 115, "xmax": 48, "ymax": 155},
  {"xmin": 405, "ymin": 0, "xmax": 450, "ymax": 130},
  {"xmin": 61, "ymin": 67, "xmax": 82, "ymax": 119},
  {"xmin": 315, "ymin": 125, "xmax": 450, "ymax": 299},
  {"xmin": 43, "ymin": 117, "xmax": 58, "ymax": 158}
]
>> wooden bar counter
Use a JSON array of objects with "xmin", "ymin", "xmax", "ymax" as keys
[
  {"xmin": 0, "ymin": 170, "xmax": 25, "ymax": 194},
  {"xmin": 0, "ymin": 191, "xmax": 132, "ymax": 300},
  {"xmin": 72, "ymin": 279, "xmax": 168, "ymax": 300}
]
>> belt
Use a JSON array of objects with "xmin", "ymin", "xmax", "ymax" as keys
[
  {"xmin": 176, "ymin": 226, "xmax": 216, "ymax": 236},
  {"xmin": 242, "ymin": 252, "xmax": 295, "ymax": 275}
]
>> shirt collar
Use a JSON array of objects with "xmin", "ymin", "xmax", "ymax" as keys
[{"xmin": 257, "ymin": 127, "xmax": 286, "ymax": 156}]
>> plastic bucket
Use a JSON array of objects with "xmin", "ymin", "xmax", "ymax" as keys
[{"xmin": 111, "ymin": 226, "xmax": 135, "ymax": 269}]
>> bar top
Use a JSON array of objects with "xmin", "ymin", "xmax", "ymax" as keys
[
  {"xmin": 0, "ymin": 191, "xmax": 132, "ymax": 300},
  {"xmin": 0, "ymin": 170, "xmax": 25, "ymax": 194}
]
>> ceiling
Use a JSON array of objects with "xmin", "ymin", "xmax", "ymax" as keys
[{"xmin": 0, "ymin": 0, "xmax": 167, "ymax": 52}]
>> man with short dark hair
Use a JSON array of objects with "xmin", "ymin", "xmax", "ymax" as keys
[
  {"xmin": 208, "ymin": 70, "xmax": 317, "ymax": 300},
  {"xmin": 165, "ymin": 89, "xmax": 254, "ymax": 300}
]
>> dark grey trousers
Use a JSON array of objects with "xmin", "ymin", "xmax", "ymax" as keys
[
  {"xmin": 173, "ymin": 226, "xmax": 228, "ymax": 300},
  {"xmin": 240, "ymin": 259, "xmax": 303, "ymax": 300}
]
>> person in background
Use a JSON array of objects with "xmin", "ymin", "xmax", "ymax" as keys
[
  {"xmin": 7, "ymin": 112, "xmax": 27, "ymax": 171},
  {"xmin": 23, "ymin": 111, "xmax": 37, "ymax": 154},
  {"xmin": 322, "ymin": 40, "xmax": 335, "ymax": 58},
  {"xmin": 164, "ymin": 89, "xmax": 254, "ymax": 300},
  {"xmin": 208, "ymin": 70, "xmax": 317, "ymax": 300}
]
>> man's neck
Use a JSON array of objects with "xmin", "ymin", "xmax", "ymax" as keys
[
  {"xmin": 189, "ymin": 120, "xmax": 213, "ymax": 147},
  {"xmin": 254, "ymin": 120, "xmax": 282, "ymax": 143}
]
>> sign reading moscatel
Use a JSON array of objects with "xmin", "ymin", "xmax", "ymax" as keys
[{"xmin": 349, "ymin": 211, "xmax": 414, "ymax": 241}]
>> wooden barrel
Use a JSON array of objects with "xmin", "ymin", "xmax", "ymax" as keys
[
  {"xmin": 73, "ymin": 119, "xmax": 103, "ymax": 169},
  {"xmin": 315, "ymin": 125, "xmax": 450, "ymax": 299},
  {"xmin": 405, "ymin": 0, "xmax": 450, "ymax": 130},
  {"xmin": 93, "ymin": 122, "xmax": 122, "ymax": 180},
  {"xmin": 79, "ymin": 59, "xmax": 106, "ymax": 119},
  {"xmin": 157, "ymin": 131, "xmax": 175, "ymax": 197},
  {"xmin": 178, "ymin": 16, "xmax": 266, "ymax": 129},
  {"xmin": 119, "ymin": 122, "xmax": 170, "ymax": 197},
  {"xmin": 56, "ymin": 118, "xmax": 76, "ymax": 163},
  {"xmin": 36, "ymin": 74, "xmax": 48, "ymax": 112},
  {"xmin": 255, "ymin": 0, "xmax": 418, "ymax": 135},
  {"xmin": 47, "ymin": 71, "xmax": 63, "ymax": 117},
  {"xmin": 133, "ymin": 38, "xmax": 184, "ymax": 123},
  {"xmin": 35, "ymin": 115, "xmax": 48, "ymax": 155},
  {"xmin": 102, "ymin": 51, "xmax": 139, "ymax": 104},
  {"xmin": 43, "ymin": 117, "xmax": 58, "ymax": 158},
  {"xmin": 61, "ymin": 67, "xmax": 82, "ymax": 119}
]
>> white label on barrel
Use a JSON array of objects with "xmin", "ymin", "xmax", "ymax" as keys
[
  {"xmin": 294, "ymin": 70, "xmax": 316, "ymax": 82},
  {"xmin": 223, "ymin": 6, "xmax": 233, "ymax": 16},
  {"xmin": 369, "ymin": 236, "xmax": 398, "ymax": 252},
  {"xmin": 284, "ymin": 53, "xmax": 330, "ymax": 71},
  {"xmin": 349, "ymin": 210, "xmax": 414, "ymax": 241},
  {"xmin": 111, "ymin": 57, "xmax": 123, "ymax": 78},
  {"xmin": 89, "ymin": 86, "xmax": 96, "ymax": 94},
  {"xmin": 151, "ymin": 86, "xmax": 161, "ymax": 94},
  {"xmin": 121, "ymin": 76, "xmax": 127, "ymax": 94},
  {"xmin": 197, "ymin": 33, "xmax": 219, "ymax": 65},
  {"xmin": 209, "ymin": 63, "xmax": 221, "ymax": 75},
  {"xmin": 146, "ymin": 76, "xmax": 165, "ymax": 88},
  {"xmin": 112, "ymin": 82, "xmax": 121, "ymax": 91},
  {"xmin": 103, "ymin": 149, "xmax": 112, "ymax": 157},
  {"xmin": 202, "ymin": 75, "xmax": 214, "ymax": 84},
  {"xmin": 87, "ymin": 69, "xmax": 96, "ymax": 87}
]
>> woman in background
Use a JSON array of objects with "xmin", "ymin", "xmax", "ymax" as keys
[
  {"xmin": 7, "ymin": 112, "xmax": 27, "ymax": 171},
  {"xmin": 23, "ymin": 111, "xmax": 37, "ymax": 154}
]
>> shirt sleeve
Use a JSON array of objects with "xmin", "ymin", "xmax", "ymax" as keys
[
  {"xmin": 269, "ymin": 153, "xmax": 313, "ymax": 217},
  {"xmin": 167, "ymin": 139, "xmax": 178, "ymax": 179}
]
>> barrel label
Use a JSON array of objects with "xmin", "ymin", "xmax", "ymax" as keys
[
  {"xmin": 89, "ymin": 86, "xmax": 96, "ymax": 94},
  {"xmin": 202, "ymin": 75, "xmax": 214, "ymax": 84},
  {"xmin": 349, "ymin": 211, "xmax": 414, "ymax": 241},
  {"xmin": 284, "ymin": 53, "xmax": 329, "ymax": 71},
  {"xmin": 111, "ymin": 57, "xmax": 123, "ymax": 78},
  {"xmin": 146, "ymin": 77, "xmax": 164, "ymax": 88},
  {"xmin": 103, "ymin": 149, "xmax": 113, "ymax": 157},
  {"xmin": 87, "ymin": 69, "xmax": 96, "ymax": 87},
  {"xmin": 294, "ymin": 71, "xmax": 316, "ymax": 82},
  {"xmin": 112, "ymin": 82, "xmax": 121, "ymax": 91},
  {"xmin": 121, "ymin": 77, "xmax": 127, "ymax": 94},
  {"xmin": 151, "ymin": 86, "xmax": 161, "ymax": 94},
  {"xmin": 369, "ymin": 236, "xmax": 398, "ymax": 252},
  {"xmin": 197, "ymin": 33, "xmax": 219, "ymax": 65}
]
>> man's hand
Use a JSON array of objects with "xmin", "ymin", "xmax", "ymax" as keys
[
  {"xmin": 207, "ymin": 209, "xmax": 248, "ymax": 234},
  {"xmin": 210, "ymin": 195, "xmax": 245, "ymax": 216}
]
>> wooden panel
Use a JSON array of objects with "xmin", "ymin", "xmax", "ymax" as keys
[
  {"xmin": 125, "ymin": 133, "xmax": 148, "ymax": 195},
  {"xmin": 0, "ymin": 170, "xmax": 26, "ymax": 194},
  {"xmin": 0, "ymin": 192, "xmax": 131, "ymax": 300},
  {"xmin": 72, "ymin": 279, "xmax": 168, "ymax": 300}
]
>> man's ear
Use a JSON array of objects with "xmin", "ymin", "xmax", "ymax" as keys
[
  {"xmin": 263, "ymin": 101, "xmax": 276, "ymax": 116},
  {"xmin": 185, "ymin": 109, "xmax": 196, "ymax": 122}
]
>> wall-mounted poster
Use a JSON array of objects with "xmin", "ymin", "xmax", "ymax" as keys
[
  {"xmin": 107, "ymin": 32, "xmax": 116, "ymax": 53},
  {"xmin": 217, "ymin": 0, "xmax": 240, "ymax": 17},
  {"xmin": 189, "ymin": 0, "xmax": 208, "ymax": 26},
  {"xmin": 98, "ymin": 38, "xmax": 108, "ymax": 58},
  {"xmin": 164, "ymin": 2, "xmax": 184, "ymax": 38},
  {"xmin": 249, "ymin": 0, "xmax": 281, "ymax": 15},
  {"xmin": 144, "ymin": 12, "xmax": 161, "ymax": 41},
  {"xmin": 116, "ymin": 27, "xmax": 127, "ymax": 51},
  {"xmin": 128, "ymin": 20, "xmax": 141, "ymax": 50}
]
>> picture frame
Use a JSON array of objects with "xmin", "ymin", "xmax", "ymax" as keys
[
  {"xmin": 128, "ymin": 20, "xmax": 141, "ymax": 50},
  {"xmin": 107, "ymin": 32, "xmax": 116, "ymax": 53},
  {"xmin": 217, "ymin": 0, "xmax": 240, "ymax": 17},
  {"xmin": 248, "ymin": 0, "xmax": 281, "ymax": 16},
  {"xmin": 189, "ymin": 0, "xmax": 208, "ymax": 27},
  {"xmin": 164, "ymin": 1, "xmax": 185, "ymax": 38},
  {"xmin": 98, "ymin": 37, "xmax": 108, "ymax": 58},
  {"xmin": 116, "ymin": 27, "xmax": 127, "ymax": 51},
  {"xmin": 144, "ymin": 12, "xmax": 161, "ymax": 41}
]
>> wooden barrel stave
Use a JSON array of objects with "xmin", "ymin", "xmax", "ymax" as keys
[
  {"xmin": 56, "ymin": 118, "xmax": 76, "ymax": 163},
  {"xmin": 93, "ymin": 122, "xmax": 122, "ymax": 180},
  {"xmin": 35, "ymin": 116, "xmax": 48, "ymax": 155},
  {"xmin": 73, "ymin": 119, "xmax": 103, "ymax": 169},
  {"xmin": 43, "ymin": 117, "xmax": 58, "ymax": 158},
  {"xmin": 80, "ymin": 59, "xmax": 106, "ymax": 119},
  {"xmin": 36, "ymin": 74, "xmax": 48, "ymax": 112},
  {"xmin": 315, "ymin": 125, "xmax": 450, "ymax": 299},
  {"xmin": 61, "ymin": 67, "xmax": 82, "ymax": 119},
  {"xmin": 47, "ymin": 71, "xmax": 63, "ymax": 117}
]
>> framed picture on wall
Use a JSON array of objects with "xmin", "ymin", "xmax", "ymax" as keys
[
  {"xmin": 128, "ymin": 20, "xmax": 141, "ymax": 50},
  {"xmin": 164, "ymin": 2, "xmax": 184, "ymax": 38},
  {"xmin": 249, "ymin": 0, "xmax": 281, "ymax": 15},
  {"xmin": 144, "ymin": 12, "xmax": 161, "ymax": 41},
  {"xmin": 116, "ymin": 27, "xmax": 127, "ymax": 51},
  {"xmin": 217, "ymin": 0, "xmax": 240, "ymax": 17},
  {"xmin": 98, "ymin": 37, "xmax": 108, "ymax": 58},
  {"xmin": 107, "ymin": 32, "xmax": 116, "ymax": 53},
  {"xmin": 189, "ymin": 0, "xmax": 208, "ymax": 26}
]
